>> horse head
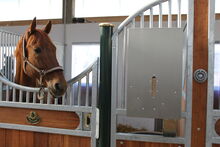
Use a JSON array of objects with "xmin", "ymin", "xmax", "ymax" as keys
[{"xmin": 15, "ymin": 17, "xmax": 67, "ymax": 97}]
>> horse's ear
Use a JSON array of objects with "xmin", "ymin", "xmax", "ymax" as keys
[
  {"xmin": 28, "ymin": 17, "xmax": 37, "ymax": 34},
  {"xmin": 42, "ymin": 21, "xmax": 52, "ymax": 34}
]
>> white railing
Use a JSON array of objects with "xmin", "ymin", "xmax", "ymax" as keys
[{"xmin": 0, "ymin": 30, "xmax": 20, "ymax": 82}]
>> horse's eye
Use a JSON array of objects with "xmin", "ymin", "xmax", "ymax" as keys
[{"xmin": 34, "ymin": 47, "xmax": 41, "ymax": 54}]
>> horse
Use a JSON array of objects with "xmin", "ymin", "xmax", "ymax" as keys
[{"xmin": 14, "ymin": 17, "xmax": 67, "ymax": 101}]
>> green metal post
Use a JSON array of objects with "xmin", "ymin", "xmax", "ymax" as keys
[{"xmin": 98, "ymin": 23, "xmax": 114, "ymax": 147}]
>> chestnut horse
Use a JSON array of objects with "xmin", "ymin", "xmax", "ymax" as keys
[{"xmin": 14, "ymin": 18, "xmax": 67, "ymax": 99}]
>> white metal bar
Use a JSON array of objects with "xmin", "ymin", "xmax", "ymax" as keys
[
  {"xmin": 54, "ymin": 98, "xmax": 58, "ymax": 105},
  {"xmin": 91, "ymin": 59, "xmax": 98, "ymax": 107},
  {"xmin": 177, "ymin": 0, "xmax": 182, "ymax": 28},
  {"xmin": 6, "ymin": 85, "xmax": 9, "ymax": 101},
  {"xmin": 116, "ymin": 133, "xmax": 185, "ymax": 144},
  {"xmin": 149, "ymin": 8, "xmax": 153, "ymax": 28},
  {"xmin": 0, "ymin": 101, "xmax": 93, "ymax": 112},
  {"xmin": 62, "ymin": 94, "xmax": 65, "ymax": 105},
  {"xmin": 132, "ymin": 18, "xmax": 136, "ymax": 28},
  {"xmin": 159, "ymin": 3, "xmax": 163, "ymax": 28},
  {"xmin": 47, "ymin": 92, "xmax": 51, "ymax": 104},
  {"xmin": 40, "ymin": 99, "xmax": 43, "ymax": 104},
  {"xmin": 85, "ymin": 73, "xmax": 89, "ymax": 106},
  {"xmin": 77, "ymin": 80, "xmax": 81, "ymax": 106},
  {"xmin": 168, "ymin": 0, "xmax": 172, "ymax": 28},
  {"xmin": 0, "ymin": 82, "xmax": 2, "ymax": 101},
  {"xmin": 184, "ymin": 0, "xmax": 194, "ymax": 146},
  {"xmin": 10, "ymin": 34, "xmax": 14, "ymax": 81},
  {"xmin": 0, "ymin": 122, "xmax": 92, "ymax": 137},
  {"xmin": 19, "ymin": 90, "xmax": 23, "ymax": 102},
  {"xmin": 2, "ymin": 32, "xmax": 5, "ymax": 75},
  {"xmin": 140, "ymin": 13, "xmax": 145, "ymax": 28},
  {"xmin": 111, "ymin": 35, "xmax": 119, "ymax": 147},
  {"xmin": 33, "ymin": 92, "xmax": 37, "ymax": 103},
  {"xmin": 70, "ymin": 85, "xmax": 73, "ymax": 105},
  {"xmin": 26, "ymin": 91, "xmax": 30, "ymax": 103},
  {"xmin": 12, "ymin": 87, "xmax": 16, "ymax": 102}
]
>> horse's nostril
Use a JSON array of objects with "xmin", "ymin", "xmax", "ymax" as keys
[{"xmin": 54, "ymin": 83, "xmax": 62, "ymax": 91}]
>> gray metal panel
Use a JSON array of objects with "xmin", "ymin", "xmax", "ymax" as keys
[{"xmin": 126, "ymin": 28, "xmax": 184, "ymax": 119}]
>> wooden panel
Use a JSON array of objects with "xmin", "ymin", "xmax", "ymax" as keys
[
  {"xmin": 5, "ymin": 130, "xmax": 20, "ymax": 147},
  {"xmin": 0, "ymin": 107, "xmax": 79, "ymax": 129},
  {"xmin": 117, "ymin": 140, "xmax": 184, "ymax": 147},
  {"xmin": 34, "ymin": 132, "xmax": 49, "ymax": 147},
  {"xmin": 20, "ymin": 131, "xmax": 34, "ymax": 147},
  {"xmin": 191, "ymin": 0, "xmax": 208, "ymax": 146},
  {"xmin": 0, "ymin": 128, "xmax": 6, "ymax": 147},
  {"xmin": 80, "ymin": 137, "xmax": 90, "ymax": 147},
  {"xmin": 48, "ymin": 134, "xmax": 63, "ymax": 147},
  {"xmin": 63, "ymin": 136, "xmax": 90, "ymax": 147},
  {"xmin": 213, "ymin": 144, "xmax": 220, "ymax": 147}
]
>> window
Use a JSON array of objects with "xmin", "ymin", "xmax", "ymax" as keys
[
  {"xmin": 72, "ymin": 43, "xmax": 100, "ymax": 78},
  {"xmin": 75, "ymin": 0, "xmax": 188, "ymax": 18},
  {"xmin": 0, "ymin": 0, "xmax": 62, "ymax": 21}
]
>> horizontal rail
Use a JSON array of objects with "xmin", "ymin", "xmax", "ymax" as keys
[
  {"xmin": 116, "ymin": 133, "xmax": 185, "ymax": 144},
  {"xmin": 0, "ymin": 75, "xmax": 43, "ymax": 92},
  {"xmin": 0, "ymin": 122, "xmax": 92, "ymax": 137},
  {"xmin": 0, "ymin": 101, "xmax": 93, "ymax": 112},
  {"xmin": 67, "ymin": 59, "xmax": 98, "ymax": 84}
]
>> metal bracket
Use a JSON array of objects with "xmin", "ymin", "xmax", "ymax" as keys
[{"xmin": 194, "ymin": 69, "xmax": 208, "ymax": 83}]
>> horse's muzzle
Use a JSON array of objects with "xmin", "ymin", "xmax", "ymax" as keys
[{"xmin": 49, "ymin": 82, "xmax": 67, "ymax": 97}]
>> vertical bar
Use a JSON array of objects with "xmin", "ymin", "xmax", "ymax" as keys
[
  {"xmin": 6, "ymin": 33, "xmax": 9, "ymax": 79},
  {"xmin": 85, "ymin": 72, "xmax": 89, "ymax": 106},
  {"xmin": 12, "ymin": 88, "xmax": 16, "ymax": 102},
  {"xmin": 149, "ymin": 8, "xmax": 153, "ymax": 28},
  {"xmin": 77, "ymin": 80, "xmax": 81, "ymax": 106},
  {"xmin": 206, "ymin": 0, "xmax": 215, "ymax": 146},
  {"xmin": 40, "ymin": 99, "xmax": 43, "ymax": 104},
  {"xmin": 122, "ymin": 27, "xmax": 127, "ymax": 109},
  {"xmin": 140, "ymin": 13, "xmax": 144, "ymax": 28},
  {"xmin": 62, "ymin": 94, "xmax": 66, "ymax": 105},
  {"xmin": 69, "ymin": 85, "xmax": 73, "ymax": 105},
  {"xmin": 2, "ymin": 33, "xmax": 5, "ymax": 75},
  {"xmin": 19, "ymin": 90, "xmax": 23, "ymax": 102},
  {"xmin": 177, "ymin": 0, "xmax": 182, "ymax": 28},
  {"xmin": 10, "ymin": 34, "xmax": 13, "ymax": 81},
  {"xmin": 168, "ymin": 0, "xmax": 172, "ymax": 28},
  {"xmin": 6, "ymin": 85, "xmax": 9, "ymax": 101},
  {"xmin": 33, "ymin": 92, "xmax": 36, "ymax": 103},
  {"xmin": 0, "ymin": 82, "xmax": 2, "ymax": 101},
  {"xmin": 0, "ymin": 32, "xmax": 2, "ymax": 71},
  {"xmin": 7, "ymin": 33, "xmax": 10, "ymax": 80},
  {"xmin": 132, "ymin": 18, "xmax": 136, "ymax": 28},
  {"xmin": 54, "ymin": 98, "xmax": 58, "ymax": 105},
  {"xmin": 111, "ymin": 34, "xmax": 118, "ymax": 147},
  {"xmin": 47, "ymin": 92, "xmax": 51, "ymax": 104},
  {"xmin": 26, "ymin": 92, "xmax": 30, "ymax": 103},
  {"xmin": 98, "ymin": 23, "xmax": 113, "ymax": 147},
  {"xmin": 184, "ymin": 0, "xmax": 194, "ymax": 146},
  {"xmin": 159, "ymin": 3, "xmax": 163, "ymax": 28}
]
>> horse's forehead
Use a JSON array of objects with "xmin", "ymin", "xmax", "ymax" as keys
[{"xmin": 28, "ymin": 31, "xmax": 54, "ymax": 48}]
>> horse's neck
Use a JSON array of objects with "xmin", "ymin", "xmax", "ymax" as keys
[{"xmin": 14, "ymin": 55, "xmax": 36, "ymax": 87}]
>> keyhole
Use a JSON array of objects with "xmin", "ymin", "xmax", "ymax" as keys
[{"xmin": 151, "ymin": 76, "xmax": 157, "ymax": 97}]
